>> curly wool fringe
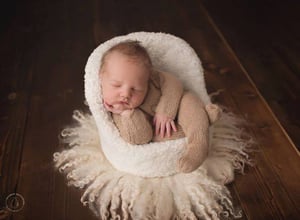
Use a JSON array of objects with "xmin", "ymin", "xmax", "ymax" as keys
[
  {"xmin": 211, "ymin": 111, "xmax": 254, "ymax": 167},
  {"xmin": 54, "ymin": 110, "xmax": 254, "ymax": 219}
]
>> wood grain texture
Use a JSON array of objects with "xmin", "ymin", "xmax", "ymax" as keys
[
  {"xmin": 0, "ymin": 0, "xmax": 299, "ymax": 219},
  {"xmin": 0, "ymin": 0, "xmax": 36, "ymax": 211},
  {"xmin": 201, "ymin": 0, "xmax": 300, "ymax": 151}
]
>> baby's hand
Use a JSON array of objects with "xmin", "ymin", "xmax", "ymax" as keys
[{"xmin": 153, "ymin": 113, "xmax": 177, "ymax": 138}]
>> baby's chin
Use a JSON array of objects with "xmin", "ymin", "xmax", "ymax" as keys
[{"xmin": 112, "ymin": 103, "xmax": 133, "ymax": 110}]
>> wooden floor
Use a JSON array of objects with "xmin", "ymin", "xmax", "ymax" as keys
[{"xmin": 0, "ymin": 0, "xmax": 299, "ymax": 219}]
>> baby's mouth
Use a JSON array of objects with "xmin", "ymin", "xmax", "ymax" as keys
[{"xmin": 120, "ymin": 101, "xmax": 129, "ymax": 105}]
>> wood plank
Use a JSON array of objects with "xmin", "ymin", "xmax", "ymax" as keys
[
  {"xmin": 201, "ymin": 0, "xmax": 300, "ymax": 150},
  {"xmin": 9, "ymin": 0, "xmax": 96, "ymax": 219},
  {"xmin": 0, "ymin": 0, "xmax": 37, "ymax": 209}
]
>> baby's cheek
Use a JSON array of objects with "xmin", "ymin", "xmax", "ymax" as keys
[
  {"xmin": 102, "ymin": 95, "xmax": 112, "ymax": 106},
  {"xmin": 134, "ymin": 95, "xmax": 145, "ymax": 107},
  {"xmin": 103, "ymin": 89, "xmax": 115, "ymax": 102}
]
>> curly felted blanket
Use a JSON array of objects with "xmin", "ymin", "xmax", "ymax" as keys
[{"xmin": 53, "ymin": 32, "xmax": 253, "ymax": 219}]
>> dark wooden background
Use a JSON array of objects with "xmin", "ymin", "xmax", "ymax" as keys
[{"xmin": 0, "ymin": 0, "xmax": 299, "ymax": 219}]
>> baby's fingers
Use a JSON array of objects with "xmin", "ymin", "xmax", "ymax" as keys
[
  {"xmin": 160, "ymin": 123, "xmax": 166, "ymax": 138},
  {"xmin": 171, "ymin": 121, "xmax": 177, "ymax": 132},
  {"xmin": 155, "ymin": 121, "xmax": 160, "ymax": 136},
  {"xmin": 166, "ymin": 122, "xmax": 171, "ymax": 137}
]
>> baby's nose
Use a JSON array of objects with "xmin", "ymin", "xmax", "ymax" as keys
[{"xmin": 121, "ymin": 88, "xmax": 131, "ymax": 98}]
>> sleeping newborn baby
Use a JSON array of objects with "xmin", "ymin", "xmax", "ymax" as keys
[{"xmin": 99, "ymin": 40, "xmax": 221, "ymax": 173}]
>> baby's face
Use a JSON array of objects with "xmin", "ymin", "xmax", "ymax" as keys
[{"xmin": 100, "ymin": 52, "xmax": 149, "ymax": 112}]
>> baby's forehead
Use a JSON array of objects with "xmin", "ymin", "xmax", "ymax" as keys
[
  {"xmin": 105, "ymin": 51, "xmax": 138, "ymax": 62},
  {"xmin": 105, "ymin": 52, "xmax": 149, "ymax": 70}
]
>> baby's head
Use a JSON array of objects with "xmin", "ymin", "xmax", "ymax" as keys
[{"xmin": 99, "ymin": 40, "xmax": 152, "ymax": 112}]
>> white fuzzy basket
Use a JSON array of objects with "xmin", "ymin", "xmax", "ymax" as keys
[{"xmin": 85, "ymin": 32, "xmax": 211, "ymax": 177}]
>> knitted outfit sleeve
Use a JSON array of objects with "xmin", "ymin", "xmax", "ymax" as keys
[
  {"xmin": 112, "ymin": 109, "xmax": 153, "ymax": 145},
  {"xmin": 155, "ymin": 71, "xmax": 184, "ymax": 119}
]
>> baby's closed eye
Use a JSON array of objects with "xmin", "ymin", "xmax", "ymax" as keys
[
  {"xmin": 133, "ymin": 88, "xmax": 144, "ymax": 92},
  {"xmin": 111, "ymin": 83, "xmax": 121, "ymax": 88}
]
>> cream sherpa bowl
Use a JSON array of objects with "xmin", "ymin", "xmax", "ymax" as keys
[{"xmin": 84, "ymin": 32, "xmax": 210, "ymax": 177}]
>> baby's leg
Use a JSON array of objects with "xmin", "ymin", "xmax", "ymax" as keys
[{"xmin": 177, "ymin": 92, "xmax": 209, "ymax": 173}]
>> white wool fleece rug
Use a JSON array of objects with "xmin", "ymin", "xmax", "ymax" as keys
[{"xmin": 53, "ymin": 32, "xmax": 254, "ymax": 219}]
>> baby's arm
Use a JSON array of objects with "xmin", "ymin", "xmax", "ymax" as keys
[
  {"xmin": 112, "ymin": 109, "xmax": 153, "ymax": 145},
  {"xmin": 154, "ymin": 71, "xmax": 184, "ymax": 137}
]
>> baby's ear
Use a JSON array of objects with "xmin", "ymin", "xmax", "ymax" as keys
[{"xmin": 205, "ymin": 104, "xmax": 222, "ymax": 124}]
